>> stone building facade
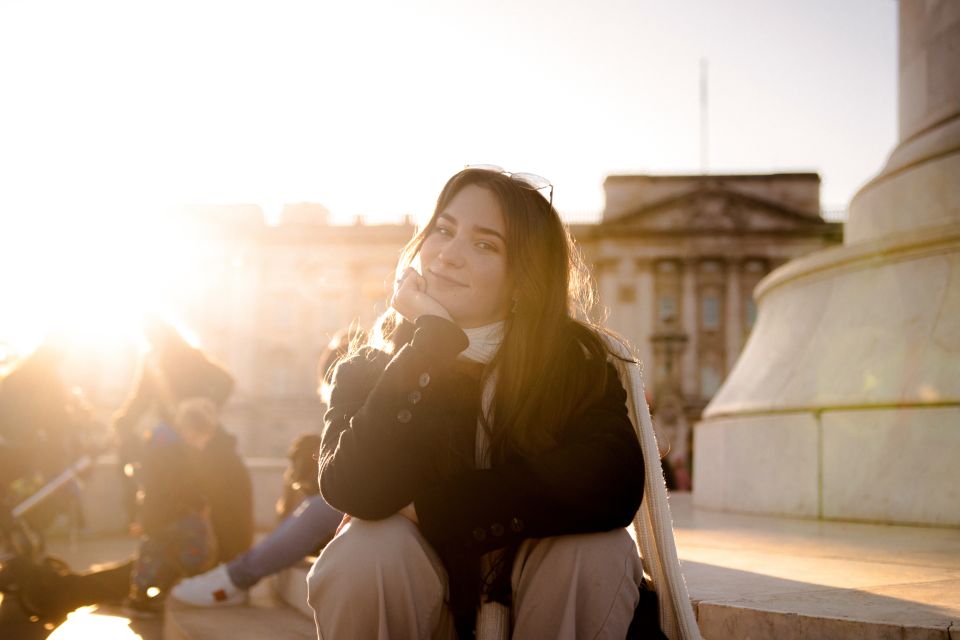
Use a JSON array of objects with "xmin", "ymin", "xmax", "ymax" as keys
[
  {"xmin": 166, "ymin": 204, "xmax": 415, "ymax": 457},
  {"xmin": 573, "ymin": 174, "xmax": 841, "ymax": 478},
  {"xmin": 76, "ymin": 174, "xmax": 840, "ymax": 463}
]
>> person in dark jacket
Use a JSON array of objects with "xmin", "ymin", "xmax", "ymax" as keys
[
  {"xmin": 9, "ymin": 322, "xmax": 252, "ymax": 620},
  {"xmin": 112, "ymin": 316, "xmax": 235, "ymax": 527},
  {"xmin": 170, "ymin": 330, "xmax": 360, "ymax": 608},
  {"xmin": 127, "ymin": 398, "xmax": 221, "ymax": 613},
  {"xmin": 11, "ymin": 399, "xmax": 252, "ymax": 621},
  {"xmin": 307, "ymin": 167, "xmax": 647, "ymax": 639},
  {"xmin": 171, "ymin": 433, "xmax": 340, "ymax": 607}
]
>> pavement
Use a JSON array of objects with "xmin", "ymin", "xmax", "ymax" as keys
[
  {"xmin": 0, "ymin": 533, "xmax": 163, "ymax": 640},
  {"xmin": 18, "ymin": 493, "xmax": 960, "ymax": 639},
  {"xmin": 670, "ymin": 494, "xmax": 960, "ymax": 638}
]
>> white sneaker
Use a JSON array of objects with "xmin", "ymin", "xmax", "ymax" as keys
[{"xmin": 171, "ymin": 564, "xmax": 247, "ymax": 607}]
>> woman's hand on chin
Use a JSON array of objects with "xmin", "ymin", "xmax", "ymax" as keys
[
  {"xmin": 392, "ymin": 267, "xmax": 453, "ymax": 323},
  {"xmin": 397, "ymin": 502, "xmax": 419, "ymax": 525}
]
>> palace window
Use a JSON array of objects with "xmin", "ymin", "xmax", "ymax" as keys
[
  {"xmin": 701, "ymin": 291, "xmax": 720, "ymax": 330},
  {"xmin": 745, "ymin": 298, "xmax": 758, "ymax": 329},
  {"xmin": 700, "ymin": 363, "xmax": 722, "ymax": 397},
  {"xmin": 658, "ymin": 295, "xmax": 677, "ymax": 322},
  {"xmin": 700, "ymin": 259, "xmax": 721, "ymax": 274}
]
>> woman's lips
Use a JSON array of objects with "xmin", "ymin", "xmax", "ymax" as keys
[{"xmin": 428, "ymin": 270, "xmax": 467, "ymax": 287}]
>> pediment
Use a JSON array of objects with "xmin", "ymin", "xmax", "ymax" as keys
[{"xmin": 603, "ymin": 188, "xmax": 826, "ymax": 233}]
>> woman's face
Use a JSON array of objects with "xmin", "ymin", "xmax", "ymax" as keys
[{"xmin": 419, "ymin": 184, "xmax": 512, "ymax": 329}]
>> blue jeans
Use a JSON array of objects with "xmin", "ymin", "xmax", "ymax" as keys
[{"xmin": 226, "ymin": 495, "xmax": 342, "ymax": 589}]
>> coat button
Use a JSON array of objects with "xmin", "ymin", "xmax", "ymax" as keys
[
  {"xmin": 490, "ymin": 523, "xmax": 504, "ymax": 537},
  {"xmin": 472, "ymin": 527, "xmax": 486, "ymax": 541},
  {"xmin": 407, "ymin": 390, "xmax": 422, "ymax": 404},
  {"xmin": 418, "ymin": 372, "xmax": 431, "ymax": 388},
  {"xmin": 397, "ymin": 409, "xmax": 412, "ymax": 423},
  {"xmin": 510, "ymin": 517, "xmax": 524, "ymax": 532}
]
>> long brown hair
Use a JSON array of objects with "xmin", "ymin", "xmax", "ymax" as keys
[{"xmin": 367, "ymin": 168, "xmax": 625, "ymax": 463}]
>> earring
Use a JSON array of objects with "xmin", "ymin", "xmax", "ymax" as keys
[{"xmin": 511, "ymin": 297, "xmax": 519, "ymax": 314}]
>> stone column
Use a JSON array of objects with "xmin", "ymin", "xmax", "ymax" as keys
[
  {"xmin": 635, "ymin": 258, "xmax": 655, "ymax": 371},
  {"xmin": 594, "ymin": 257, "xmax": 622, "ymax": 332},
  {"xmin": 724, "ymin": 259, "xmax": 742, "ymax": 372},
  {"xmin": 693, "ymin": 0, "xmax": 960, "ymax": 527},
  {"xmin": 680, "ymin": 259, "xmax": 698, "ymax": 397},
  {"xmin": 846, "ymin": 0, "xmax": 960, "ymax": 243}
]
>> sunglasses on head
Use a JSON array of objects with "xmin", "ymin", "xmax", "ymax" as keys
[{"xmin": 466, "ymin": 164, "xmax": 554, "ymax": 207}]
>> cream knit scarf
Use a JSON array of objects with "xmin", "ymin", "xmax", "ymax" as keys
[
  {"xmin": 458, "ymin": 321, "xmax": 504, "ymax": 470},
  {"xmin": 459, "ymin": 321, "xmax": 505, "ymax": 366}
]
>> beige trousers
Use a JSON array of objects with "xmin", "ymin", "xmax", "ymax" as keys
[{"xmin": 306, "ymin": 515, "xmax": 643, "ymax": 640}]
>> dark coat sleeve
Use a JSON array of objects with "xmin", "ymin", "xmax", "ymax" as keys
[
  {"xmin": 415, "ymin": 362, "xmax": 645, "ymax": 556},
  {"xmin": 186, "ymin": 352, "xmax": 235, "ymax": 408},
  {"xmin": 318, "ymin": 316, "xmax": 469, "ymax": 520},
  {"xmin": 197, "ymin": 428, "xmax": 253, "ymax": 562}
]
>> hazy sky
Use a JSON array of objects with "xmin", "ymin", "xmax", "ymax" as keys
[
  {"xmin": 0, "ymin": 0, "xmax": 898, "ymax": 352},
  {"xmin": 0, "ymin": 0, "xmax": 897, "ymax": 224}
]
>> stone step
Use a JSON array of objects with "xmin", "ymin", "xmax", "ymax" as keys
[
  {"xmin": 163, "ymin": 597, "xmax": 315, "ymax": 640},
  {"xmin": 270, "ymin": 558, "xmax": 314, "ymax": 619},
  {"xmin": 672, "ymin": 494, "xmax": 960, "ymax": 639},
  {"xmin": 45, "ymin": 492, "xmax": 960, "ymax": 640},
  {"xmin": 163, "ymin": 561, "xmax": 315, "ymax": 640}
]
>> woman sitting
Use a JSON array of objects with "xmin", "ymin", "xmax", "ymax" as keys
[{"xmin": 308, "ymin": 166, "xmax": 649, "ymax": 639}]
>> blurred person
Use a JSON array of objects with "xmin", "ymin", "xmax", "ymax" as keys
[
  {"xmin": 306, "ymin": 167, "xmax": 660, "ymax": 639},
  {"xmin": 9, "ymin": 398, "xmax": 252, "ymax": 621},
  {"xmin": 114, "ymin": 316, "xmax": 235, "ymax": 429},
  {"xmin": 112, "ymin": 316, "xmax": 235, "ymax": 526},
  {"xmin": 171, "ymin": 432, "xmax": 341, "ymax": 607},
  {"xmin": 125, "ymin": 397, "xmax": 222, "ymax": 614},
  {"xmin": 171, "ymin": 329, "xmax": 360, "ymax": 607},
  {"xmin": 0, "ymin": 339, "xmax": 72, "ymax": 485},
  {"xmin": 0, "ymin": 337, "xmax": 101, "ymax": 533}
]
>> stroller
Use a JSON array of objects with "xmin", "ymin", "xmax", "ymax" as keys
[{"xmin": 0, "ymin": 455, "xmax": 94, "ymax": 635}]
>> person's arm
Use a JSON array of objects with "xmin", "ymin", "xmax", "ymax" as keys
[
  {"xmin": 319, "ymin": 315, "xmax": 468, "ymax": 520},
  {"xmin": 198, "ymin": 353, "xmax": 235, "ymax": 407},
  {"xmin": 112, "ymin": 361, "xmax": 155, "ymax": 437},
  {"xmin": 414, "ymin": 363, "xmax": 644, "ymax": 556}
]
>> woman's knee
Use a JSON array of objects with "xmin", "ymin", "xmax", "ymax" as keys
[
  {"xmin": 307, "ymin": 515, "xmax": 453, "ymax": 639},
  {"xmin": 515, "ymin": 527, "xmax": 639, "ymax": 583},
  {"xmin": 307, "ymin": 514, "xmax": 447, "ymax": 607},
  {"xmin": 511, "ymin": 529, "xmax": 643, "ymax": 639}
]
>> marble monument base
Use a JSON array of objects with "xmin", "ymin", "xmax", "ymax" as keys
[{"xmin": 693, "ymin": 222, "xmax": 960, "ymax": 527}]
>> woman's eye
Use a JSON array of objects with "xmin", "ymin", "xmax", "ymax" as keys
[
  {"xmin": 434, "ymin": 226, "xmax": 453, "ymax": 236},
  {"xmin": 476, "ymin": 241, "xmax": 499, "ymax": 252}
]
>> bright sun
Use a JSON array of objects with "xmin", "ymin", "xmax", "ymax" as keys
[{"xmin": 0, "ymin": 203, "xmax": 198, "ymax": 359}]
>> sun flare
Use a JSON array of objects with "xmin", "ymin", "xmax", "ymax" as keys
[{"xmin": 0, "ymin": 203, "xmax": 205, "ymax": 360}]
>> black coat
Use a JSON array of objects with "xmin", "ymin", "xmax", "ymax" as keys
[
  {"xmin": 137, "ymin": 424, "xmax": 207, "ymax": 534},
  {"xmin": 197, "ymin": 428, "xmax": 253, "ymax": 563},
  {"xmin": 137, "ymin": 425, "xmax": 252, "ymax": 562},
  {"xmin": 319, "ymin": 315, "xmax": 645, "ymax": 631}
]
